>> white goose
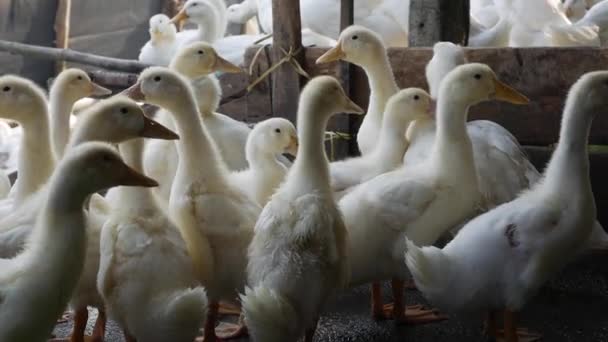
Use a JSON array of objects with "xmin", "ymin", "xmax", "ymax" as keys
[
  {"xmin": 98, "ymin": 137, "xmax": 207, "ymax": 342},
  {"xmin": 339, "ymin": 64, "xmax": 528, "ymax": 324},
  {"xmin": 138, "ymin": 14, "xmax": 179, "ymax": 66},
  {"xmin": 0, "ymin": 142, "xmax": 157, "ymax": 342},
  {"xmin": 330, "ymin": 88, "xmax": 431, "ymax": 199},
  {"xmin": 241, "ymin": 76, "xmax": 360, "ymax": 342},
  {"xmin": 406, "ymin": 70, "xmax": 608, "ymax": 342},
  {"xmin": 126, "ymin": 67, "xmax": 261, "ymax": 341},
  {"xmin": 317, "ymin": 26, "xmax": 398, "ymax": 156},
  {"xmin": 229, "ymin": 117, "xmax": 298, "ymax": 207}
]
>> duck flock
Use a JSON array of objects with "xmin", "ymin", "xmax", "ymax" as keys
[{"xmin": 0, "ymin": 0, "xmax": 607, "ymax": 342}]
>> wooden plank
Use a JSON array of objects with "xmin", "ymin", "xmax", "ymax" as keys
[
  {"xmin": 333, "ymin": 0, "xmax": 356, "ymax": 157},
  {"xmin": 408, "ymin": 0, "xmax": 469, "ymax": 47},
  {"xmin": 270, "ymin": 0, "xmax": 303, "ymax": 124},
  {"xmin": 54, "ymin": 0, "xmax": 71, "ymax": 73},
  {"xmin": 300, "ymin": 46, "xmax": 608, "ymax": 146}
]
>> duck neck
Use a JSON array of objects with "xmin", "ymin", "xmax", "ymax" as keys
[
  {"xmin": 15, "ymin": 107, "xmax": 55, "ymax": 205},
  {"xmin": 49, "ymin": 88, "xmax": 77, "ymax": 160},
  {"xmin": 362, "ymin": 53, "xmax": 399, "ymax": 121},
  {"xmin": 430, "ymin": 98, "xmax": 476, "ymax": 178},
  {"xmin": 247, "ymin": 144, "xmax": 283, "ymax": 177},
  {"xmin": 291, "ymin": 103, "xmax": 332, "ymax": 193},
  {"xmin": 170, "ymin": 96, "xmax": 226, "ymax": 182},
  {"xmin": 374, "ymin": 114, "xmax": 410, "ymax": 163},
  {"xmin": 117, "ymin": 139, "xmax": 157, "ymax": 211},
  {"xmin": 197, "ymin": 15, "xmax": 220, "ymax": 42},
  {"xmin": 543, "ymin": 99, "xmax": 593, "ymax": 195}
]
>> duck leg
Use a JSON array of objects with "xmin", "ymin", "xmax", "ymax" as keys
[
  {"xmin": 48, "ymin": 307, "xmax": 88, "ymax": 342},
  {"xmin": 379, "ymin": 278, "xmax": 447, "ymax": 324},
  {"xmin": 217, "ymin": 301, "xmax": 241, "ymax": 316},
  {"xmin": 495, "ymin": 310, "xmax": 542, "ymax": 342},
  {"xmin": 90, "ymin": 309, "xmax": 106, "ymax": 342},
  {"xmin": 195, "ymin": 301, "xmax": 220, "ymax": 342},
  {"xmin": 371, "ymin": 282, "xmax": 384, "ymax": 319}
]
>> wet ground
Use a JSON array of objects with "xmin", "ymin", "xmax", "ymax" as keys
[{"xmin": 52, "ymin": 252, "xmax": 608, "ymax": 342}]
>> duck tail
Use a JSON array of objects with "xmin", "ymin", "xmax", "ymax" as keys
[
  {"xmin": 240, "ymin": 285, "xmax": 299, "ymax": 342},
  {"xmin": 405, "ymin": 238, "xmax": 452, "ymax": 304},
  {"xmin": 151, "ymin": 287, "xmax": 208, "ymax": 340}
]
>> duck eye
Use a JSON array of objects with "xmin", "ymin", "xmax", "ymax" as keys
[
  {"xmin": 474, "ymin": 74, "xmax": 482, "ymax": 80},
  {"xmin": 153, "ymin": 76, "xmax": 162, "ymax": 82},
  {"xmin": 2, "ymin": 86, "xmax": 10, "ymax": 92},
  {"xmin": 414, "ymin": 95, "xmax": 420, "ymax": 100},
  {"xmin": 77, "ymin": 75, "xmax": 83, "ymax": 80},
  {"xmin": 352, "ymin": 35, "xmax": 358, "ymax": 40},
  {"xmin": 192, "ymin": 3, "xmax": 198, "ymax": 6},
  {"xmin": 120, "ymin": 107, "xmax": 128, "ymax": 114},
  {"xmin": 197, "ymin": 50, "xmax": 204, "ymax": 55},
  {"xmin": 102, "ymin": 154, "xmax": 113, "ymax": 162},
  {"xmin": 275, "ymin": 128, "xmax": 281, "ymax": 133}
]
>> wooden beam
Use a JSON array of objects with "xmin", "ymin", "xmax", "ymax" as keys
[
  {"xmin": 408, "ymin": 0, "xmax": 470, "ymax": 47},
  {"xmin": 0, "ymin": 40, "xmax": 150, "ymax": 73},
  {"xmin": 270, "ymin": 0, "xmax": 303, "ymax": 123},
  {"xmin": 334, "ymin": 0, "xmax": 357, "ymax": 157},
  {"xmin": 54, "ymin": 0, "xmax": 71, "ymax": 73}
]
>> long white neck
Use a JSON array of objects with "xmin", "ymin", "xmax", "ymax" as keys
[
  {"xmin": 23, "ymin": 170, "xmax": 89, "ymax": 328},
  {"xmin": 14, "ymin": 107, "xmax": 55, "ymax": 205},
  {"xmin": 170, "ymin": 94, "xmax": 227, "ymax": 187},
  {"xmin": 197, "ymin": 14, "xmax": 220, "ymax": 43},
  {"xmin": 542, "ymin": 96, "xmax": 594, "ymax": 197},
  {"xmin": 362, "ymin": 53, "xmax": 399, "ymax": 122},
  {"xmin": 289, "ymin": 102, "xmax": 332, "ymax": 194},
  {"xmin": 430, "ymin": 97, "xmax": 476, "ymax": 180},
  {"xmin": 116, "ymin": 139, "xmax": 157, "ymax": 211},
  {"xmin": 373, "ymin": 113, "xmax": 410, "ymax": 166},
  {"xmin": 247, "ymin": 143, "xmax": 284, "ymax": 175},
  {"xmin": 49, "ymin": 88, "xmax": 76, "ymax": 160}
]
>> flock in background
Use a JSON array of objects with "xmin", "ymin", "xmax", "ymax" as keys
[{"xmin": 0, "ymin": 0, "xmax": 606, "ymax": 342}]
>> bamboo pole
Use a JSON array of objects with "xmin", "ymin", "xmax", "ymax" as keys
[
  {"xmin": 0, "ymin": 40, "xmax": 150, "ymax": 73},
  {"xmin": 54, "ymin": 0, "xmax": 72, "ymax": 73}
]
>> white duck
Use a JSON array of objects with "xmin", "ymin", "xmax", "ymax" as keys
[
  {"xmin": 411, "ymin": 41, "xmax": 608, "ymax": 248},
  {"xmin": 138, "ymin": 14, "xmax": 179, "ymax": 66},
  {"xmin": 0, "ymin": 171, "xmax": 9, "ymax": 199},
  {"xmin": 241, "ymin": 76, "xmax": 359, "ymax": 342},
  {"xmin": 144, "ymin": 42, "xmax": 245, "ymax": 207},
  {"xmin": 572, "ymin": 0, "xmax": 608, "ymax": 44},
  {"xmin": 126, "ymin": 67, "xmax": 261, "ymax": 341},
  {"xmin": 316, "ymin": 26, "xmax": 399, "ymax": 156},
  {"xmin": 227, "ymin": 0, "xmax": 258, "ymax": 25},
  {"xmin": 405, "ymin": 70, "xmax": 608, "ymax": 342},
  {"xmin": 49, "ymin": 68, "xmax": 112, "ymax": 161},
  {"xmin": 0, "ymin": 97, "xmax": 178, "ymax": 342},
  {"xmin": 98, "ymin": 137, "xmax": 207, "ymax": 342},
  {"xmin": 330, "ymin": 88, "xmax": 431, "ymax": 199},
  {"xmin": 170, "ymin": 0, "xmax": 227, "ymax": 49},
  {"xmin": 339, "ymin": 64, "xmax": 529, "ymax": 323},
  {"xmin": 0, "ymin": 76, "xmax": 54, "ymax": 213},
  {"xmin": 0, "ymin": 142, "xmax": 157, "ymax": 342},
  {"xmin": 229, "ymin": 117, "xmax": 298, "ymax": 207}
]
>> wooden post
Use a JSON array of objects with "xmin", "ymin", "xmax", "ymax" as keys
[
  {"xmin": 271, "ymin": 0, "xmax": 303, "ymax": 123},
  {"xmin": 335, "ymin": 0, "xmax": 356, "ymax": 157},
  {"xmin": 408, "ymin": 0, "xmax": 470, "ymax": 47},
  {"xmin": 54, "ymin": 0, "xmax": 71, "ymax": 73}
]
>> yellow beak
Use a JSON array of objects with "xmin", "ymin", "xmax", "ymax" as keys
[
  {"xmin": 170, "ymin": 9, "xmax": 189, "ymax": 30},
  {"xmin": 214, "ymin": 55, "xmax": 243, "ymax": 73},
  {"xmin": 316, "ymin": 45, "xmax": 346, "ymax": 64},
  {"xmin": 286, "ymin": 135, "xmax": 299, "ymax": 156},
  {"xmin": 493, "ymin": 79, "xmax": 530, "ymax": 105}
]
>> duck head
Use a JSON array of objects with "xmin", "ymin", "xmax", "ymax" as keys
[
  {"xmin": 148, "ymin": 14, "xmax": 177, "ymax": 43},
  {"xmin": 316, "ymin": 25, "xmax": 386, "ymax": 66},
  {"xmin": 51, "ymin": 68, "xmax": 111, "ymax": 102},
  {"xmin": 251, "ymin": 118, "xmax": 299, "ymax": 157},
  {"xmin": 0, "ymin": 75, "xmax": 48, "ymax": 123},
  {"xmin": 170, "ymin": 42, "xmax": 242, "ymax": 78}
]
